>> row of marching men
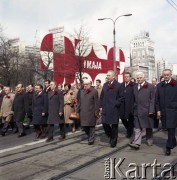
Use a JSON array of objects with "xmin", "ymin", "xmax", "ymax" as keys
[
  {"xmin": 1, "ymin": 69, "xmax": 177, "ymax": 156},
  {"xmin": 0, "ymin": 81, "xmax": 80, "ymax": 141},
  {"xmin": 75, "ymin": 69, "xmax": 177, "ymax": 156}
]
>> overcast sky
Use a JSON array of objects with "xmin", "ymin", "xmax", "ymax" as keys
[{"xmin": 1, "ymin": 0, "xmax": 177, "ymax": 64}]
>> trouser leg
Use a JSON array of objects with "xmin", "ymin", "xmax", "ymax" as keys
[
  {"xmin": 83, "ymin": 126, "xmax": 90, "ymax": 137},
  {"xmin": 10, "ymin": 121, "xmax": 18, "ymax": 133},
  {"xmin": 48, "ymin": 124, "xmax": 54, "ymax": 139},
  {"xmin": 1, "ymin": 117, "xmax": 9, "ymax": 135},
  {"xmin": 166, "ymin": 128, "xmax": 177, "ymax": 149},
  {"xmin": 41, "ymin": 124, "xmax": 48, "ymax": 138},
  {"xmin": 102, "ymin": 123, "xmax": 112, "ymax": 138},
  {"xmin": 133, "ymin": 128, "xmax": 142, "ymax": 145},
  {"xmin": 111, "ymin": 124, "xmax": 118, "ymax": 146},
  {"xmin": 16, "ymin": 120, "xmax": 25, "ymax": 134},
  {"xmin": 34, "ymin": 125, "xmax": 42, "ymax": 138},
  {"xmin": 88, "ymin": 126, "xmax": 95, "ymax": 143},
  {"xmin": 128, "ymin": 114, "xmax": 134, "ymax": 136},
  {"xmin": 146, "ymin": 128, "xmax": 153, "ymax": 144},
  {"xmin": 121, "ymin": 119, "xmax": 129, "ymax": 131},
  {"xmin": 59, "ymin": 123, "xmax": 65, "ymax": 137}
]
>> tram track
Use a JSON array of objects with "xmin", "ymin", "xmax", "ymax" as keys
[
  {"xmin": 0, "ymin": 127, "xmax": 104, "ymax": 167},
  {"xmin": 0, "ymin": 126, "xmax": 103, "ymax": 159},
  {"xmin": 49, "ymin": 129, "xmax": 160, "ymax": 180}
]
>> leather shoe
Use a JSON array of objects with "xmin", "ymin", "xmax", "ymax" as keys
[
  {"xmin": 129, "ymin": 143, "xmax": 140, "ymax": 150},
  {"xmin": 18, "ymin": 133, "xmax": 26, "ymax": 137},
  {"xmin": 88, "ymin": 141, "xmax": 94, "ymax": 145},
  {"xmin": 110, "ymin": 143, "xmax": 117, "ymax": 148},
  {"xmin": 59, "ymin": 135, "xmax": 66, "ymax": 141},
  {"xmin": 45, "ymin": 137, "xmax": 54, "ymax": 142},
  {"xmin": 165, "ymin": 148, "xmax": 171, "ymax": 156}
]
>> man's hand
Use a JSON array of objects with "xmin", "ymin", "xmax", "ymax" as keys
[
  {"xmin": 59, "ymin": 112, "xmax": 63, "ymax": 116},
  {"xmin": 157, "ymin": 111, "xmax": 161, "ymax": 119},
  {"xmin": 42, "ymin": 113, "xmax": 45, "ymax": 116}
]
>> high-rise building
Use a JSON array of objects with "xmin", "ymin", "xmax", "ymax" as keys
[
  {"xmin": 156, "ymin": 59, "xmax": 173, "ymax": 80},
  {"xmin": 129, "ymin": 31, "xmax": 155, "ymax": 82}
]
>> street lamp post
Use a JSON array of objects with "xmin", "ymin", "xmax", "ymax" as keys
[{"xmin": 98, "ymin": 14, "xmax": 132, "ymax": 79}]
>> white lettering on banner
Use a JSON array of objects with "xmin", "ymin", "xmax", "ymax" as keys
[{"xmin": 84, "ymin": 60, "xmax": 102, "ymax": 70}]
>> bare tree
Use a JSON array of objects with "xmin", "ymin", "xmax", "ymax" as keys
[
  {"xmin": 0, "ymin": 35, "xmax": 19, "ymax": 86},
  {"xmin": 68, "ymin": 24, "xmax": 92, "ymax": 83}
]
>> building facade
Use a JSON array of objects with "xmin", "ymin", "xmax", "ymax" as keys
[
  {"xmin": 156, "ymin": 59, "xmax": 174, "ymax": 80},
  {"xmin": 129, "ymin": 31, "xmax": 155, "ymax": 82}
]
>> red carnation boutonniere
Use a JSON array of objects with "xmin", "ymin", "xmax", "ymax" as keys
[
  {"xmin": 54, "ymin": 91, "xmax": 58, "ymax": 95},
  {"xmin": 0, "ymin": 93, "xmax": 2, "ymax": 97},
  {"xmin": 70, "ymin": 92, "xmax": 73, "ymax": 96},
  {"xmin": 19, "ymin": 92, "xmax": 23, "ymax": 95},
  {"xmin": 170, "ymin": 79, "xmax": 176, "ymax": 86},
  {"xmin": 143, "ymin": 83, "xmax": 148, "ymax": 89},
  {"xmin": 108, "ymin": 84, "xmax": 114, "ymax": 89},
  {"xmin": 86, "ymin": 89, "xmax": 91, "ymax": 94},
  {"xmin": 6, "ymin": 95, "xmax": 10, "ymax": 99},
  {"xmin": 74, "ymin": 99, "xmax": 77, "ymax": 105}
]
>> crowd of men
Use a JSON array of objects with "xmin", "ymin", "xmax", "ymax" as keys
[{"xmin": 0, "ymin": 68, "xmax": 176, "ymax": 156}]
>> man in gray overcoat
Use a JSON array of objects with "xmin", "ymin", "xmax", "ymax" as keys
[
  {"xmin": 129, "ymin": 72, "xmax": 155, "ymax": 150},
  {"xmin": 156, "ymin": 69, "xmax": 177, "ymax": 155},
  {"xmin": 46, "ymin": 81, "xmax": 65, "ymax": 142},
  {"xmin": 76, "ymin": 79, "xmax": 99, "ymax": 145},
  {"xmin": 100, "ymin": 70, "xmax": 122, "ymax": 148}
]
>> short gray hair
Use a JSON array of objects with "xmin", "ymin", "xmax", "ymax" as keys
[
  {"xmin": 107, "ymin": 70, "xmax": 115, "ymax": 77},
  {"xmin": 163, "ymin": 69, "xmax": 172, "ymax": 74},
  {"xmin": 136, "ymin": 71, "xmax": 145, "ymax": 78}
]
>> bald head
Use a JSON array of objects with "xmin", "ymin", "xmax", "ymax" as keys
[{"xmin": 107, "ymin": 70, "xmax": 115, "ymax": 82}]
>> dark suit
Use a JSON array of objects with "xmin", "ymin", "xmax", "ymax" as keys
[
  {"xmin": 12, "ymin": 91, "xmax": 27, "ymax": 135},
  {"xmin": 47, "ymin": 89, "xmax": 65, "ymax": 139},
  {"xmin": 133, "ymin": 82, "xmax": 155, "ymax": 145},
  {"xmin": 25, "ymin": 91, "xmax": 34, "ymax": 125},
  {"xmin": 32, "ymin": 92, "xmax": 48, "ymax": 138},
  {"xmin": 100, "ymin": 79, "xmax": 122, "ymax": 147},
  {"xmin": 32, "ymin": 92, "xmax": 48, "ymax": 125},
  {"xmin": 156, "ymin": 79, "xmax": 177, "ymax": 149},
  {"xmin": 120, "ymin": 82, "xmax": 134, "ymax": 137}
]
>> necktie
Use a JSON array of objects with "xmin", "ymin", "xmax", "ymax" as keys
[{"xmin": 138, "ymin": 84, "xmax": 142, "ymax": 90}]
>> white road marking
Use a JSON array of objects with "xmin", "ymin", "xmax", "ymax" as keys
[
  {"xmin": 0, "ymin": 124, "xmax": 102, "ymax": 154},
  {"xmin": 0, "ymin": 131, "xmax": 81, "ymax": 154}
]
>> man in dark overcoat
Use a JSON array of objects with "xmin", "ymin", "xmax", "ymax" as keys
[
  {"xmin": 25, "ymin": 84, "xmax": 34, "ymax": 128},
  {"xmin": 120, "ymin": 72, "xmax": 135, "ymax": 138},
  {"xmin": 100, "ymin": 70, "xmax": 122, "ymax": 148},
  {"xmin": 129, "ymin": 72, "xmax": 155, "ymax": 150},
  {"xmin": 0, "ymin": 84, "xmax": 5, "ymax": 129},
  {"xmin": 12, "ymin": 84, "xmax": 27, "ymax": 137},
  {"xmin": 44, "ymin": 80, "xmax": 51, "ymax": 94},
  {"xmin": 46, "ymin": 81, "xmax": 65, "ymax": 142},
  {"xmin": 156, "ymin": 69, "xmax": 177, "ymax": 155},
  {"xmin": 32, "ymin": 84, "xmax": 48, "ymax": 141},
  {"xmin": 76, "ymin": 79, "xmax": 99, "ymax": 145},
  {"xmin": 41, "ymin": 80, "xmax": 51, "ymax": 137}
]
